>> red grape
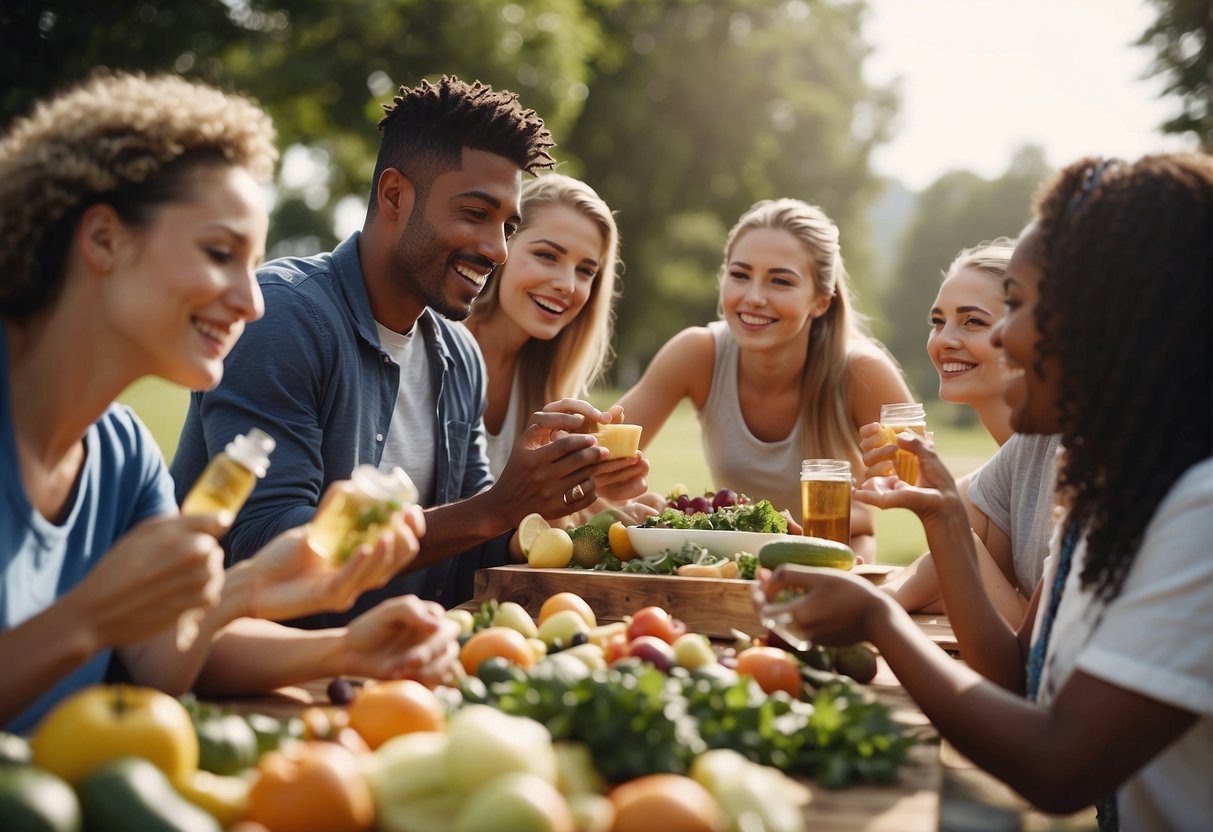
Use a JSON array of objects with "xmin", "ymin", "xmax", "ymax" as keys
[
  {"xmin": 689, "ymin": 496, "xmax": 713, "ymax": 514},
  {"xmin": 712, "ymin": 488, "xmax": 738, "ymax": 509},
  {"xmin": 675, "ymin": 494, "xmax": 691, "ymax": 510}
]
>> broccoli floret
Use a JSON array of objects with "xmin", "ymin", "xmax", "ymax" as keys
[
  {"xmin": 569, "ymin": 524, "xmax": 610, "ymax": 567},
  {"xmin": 729, "ymin": 499, "xmax": 788, "ymax": 534},
  {"xmin": 688, "ymin": 512, "xmax": 714, "ymax": 530},
  {"xmin": 736, "ymin": 552, "xmax": 760, "ymax": 580},
  {"xmin": 642, "ymin": 508, "xmax": 692, "ymax": 529}
]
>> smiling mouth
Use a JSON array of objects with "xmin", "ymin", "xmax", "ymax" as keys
[
  {"xmin": 940, "ymin": 361, "xmax": 977, "ymax": 374},
  {"xmin": 738, "ymin": 312, "xmax": 777, "ymax": 327},
  {"xmin": 999, "ymin": 357, "xmax": 1026, "ymax": 379},
  {"xmin": 453, "ymin": 259, "xmax": 491, "ymax": 291},
  {"xmin": 530, "ymin": 294, "xmax": 567, "ymax": 317},
  {"xmin": 192, "ymin": 317, "xmax": 231, "ymax": 347}
]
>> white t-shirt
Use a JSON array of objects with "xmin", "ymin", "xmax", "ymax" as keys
[
  {"xmin": 967, "ymin": 433, "xmax": 1061, "ymax": 595},
  {"xmin": 1033, "ymin": 457, "xmax": 1213, "ymax": 831},
  {"xmin": 375, "ymin": 317, "xmax": 437, "ymax": 507}
]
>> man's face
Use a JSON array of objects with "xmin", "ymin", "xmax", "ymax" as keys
[{"xmin": 392, "ymin": 147, "xmax": 522, "ymax": 320}]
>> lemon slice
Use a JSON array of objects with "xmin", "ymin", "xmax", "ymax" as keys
[
  {"xmin": 528, "ymin": 528, "xmax": 574, "ymax": 569},
  {"xmin": 517, "ymin": 512, "xmax": 550, "ymax": 557}
]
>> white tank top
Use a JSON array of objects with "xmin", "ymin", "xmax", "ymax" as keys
[
  {"xmin": 697, "ymin": 321, "xmax": 805, "ymax": 517},
  {"xmin": 483, "ymin": 371, "xmax": 523, "ymax": 480}
]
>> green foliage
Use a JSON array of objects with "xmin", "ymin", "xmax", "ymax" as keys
[
  {"xmin": 879, "ymin": 145, "xmax": 1051, "ymax": 399},
  {"xmin": 1137, "ymin": 0, "xmax": 1211, "ymax": 147}
]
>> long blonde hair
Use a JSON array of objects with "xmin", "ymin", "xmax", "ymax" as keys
[
  {"xmin": 470, "ymin": 173, "xmax": 621, "ymax": 433},
  {"xmin": 720, "ymin": 198, "xmax": 880, "ymax": 471}
]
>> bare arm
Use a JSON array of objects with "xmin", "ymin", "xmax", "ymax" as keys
[
  {"xmin": 614, "ymin": 327, "xmax": 714, "ymax": 450},
  {"xmin": 194, "ymin": 596, "xmax": 459, "ymax": 695},
  {"xmin": 761, "ymin": 569, "xmax": 1197, "ymax": 814}
]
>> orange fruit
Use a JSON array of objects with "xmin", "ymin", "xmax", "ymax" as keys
[
  {"xmin": 459, "ymin": 626, "xmax": 537, "ymax": 675},
  {"xmin": 347, "ymin": 680, "xmax": 445, "ymax": 750},
  {"xmin": 246, "ymin": 741, "xmax": 373, "ymax": 832},
  {"xmin": 538, "ymin": 592, "xmax": 597, "ymax": 628},
  {"xmin": 610, "ymin": 774, "xmax": 724, "ymax": 832},
  {"xmin": 735, "ymin": 646, "xmax": 802, "ymax": 697}
]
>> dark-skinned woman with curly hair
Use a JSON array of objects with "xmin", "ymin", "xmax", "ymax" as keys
[
  {"xmin": 0, "ymin": 73, "xmax": 457, "ymax": 733},
  {"xmin": 757, "ymin": 152, "xmax": 1211, "ymax": 830}
]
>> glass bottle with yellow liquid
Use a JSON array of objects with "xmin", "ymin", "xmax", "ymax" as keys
[
  {"xmin": 177, "ymin": 428, "xmax": 276, "ymax": 650},
  {"xmin": 877, "ymin": 403, "xmax": 927, "ymax": 484},
  {"xmin": 306, "ymin": 465, "xmax": 418, "ymax": 564}
]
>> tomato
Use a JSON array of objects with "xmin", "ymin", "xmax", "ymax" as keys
[
  {"xmin": 626, "ymin": 607, "xmax": 687, "ymax": 645},
  {"xmin": 735, "ymin": 646, "xmax": 802, "ymax": 697}
]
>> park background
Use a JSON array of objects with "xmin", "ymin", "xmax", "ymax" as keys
[{"xmin": 3, "ymin": 0, "xmax": 1206, "ymax": 562}]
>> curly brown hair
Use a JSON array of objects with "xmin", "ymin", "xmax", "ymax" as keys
[
  {"xmin": 0, "ymin": 71, "xmax": 278, "ymax": 320},
  {"xmin": 1031, "ymin": 152, "xmax": 1212, "ymax": 601},
  {"xmin": 368, "ymin": 75, "xmax": 555, "ymax": 215}
]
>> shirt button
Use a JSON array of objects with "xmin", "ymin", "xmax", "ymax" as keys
[
  {"xmin": 376, "ymin": 433, "xmax": 384, "ymax": 442},
  {"xmin": 383, "ymin": 355, "xmax": 390, "ymax": 364}
]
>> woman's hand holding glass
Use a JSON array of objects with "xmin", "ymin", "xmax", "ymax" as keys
[
  {"xmin": 240, "ymin": 481, "xmax": 426, "ymax": 622},
  {"xmin": 756, "ymin": 564, "xmax": 891, "ymax": 648},
  {"xmin": 853, "ymin": 431, "xmax": 963, "ymax": 525}
]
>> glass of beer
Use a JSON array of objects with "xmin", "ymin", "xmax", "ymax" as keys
[
  {"xmin": 878, "ymin": 403, "xmax": 928, "ymax": 484},
  {"xmin": 799, "ymin": 459, "xmax": 852, "ymax": 545}
]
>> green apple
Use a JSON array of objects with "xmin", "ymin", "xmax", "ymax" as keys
[
  {"xmin": 568, "ymin": 793, "xmax": 615, "ymax": 832},
  {"xmin": 445, "ymin": 706, "xmax": 557, "ymax": 794},
  {"xmin": 445, "ymin": 609, "xmax": 474, "ymax": 636},
  {"xmin": 537, "ymin": 610, "xmax": 590, "ymax": 648},
  {"xmin": 369, "ymin": 732, "xmax": 458, "ymax": 832},
  {"xmin": 554, "ymin": 742, "xmax": 605, "ymax": 796},
  {"xmin": 454, "ymin": 773, "xmax": 574, "ymax": 832},
  {"xmin": 672, "ymin": 633, "xmax": 717, "ymax": 671},
  {"xmin": 493, "ymin": 602, "xmax": 538, "ymax": 639},
  {"xmin": 560, "ymin": 643, "xmax": 606, "ymax": 671}
]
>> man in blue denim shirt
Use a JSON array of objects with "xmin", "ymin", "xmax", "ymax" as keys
[{"xmin": 172, "ymin": 77, "xmax": 620, "ymax": 625}]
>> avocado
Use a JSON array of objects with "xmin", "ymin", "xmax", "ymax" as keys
[
  {"xmin": 77, "ymin": 757, "xmax": 221, "ymax": 832},
  {"xmin": 0, "ymin": 765, "xmax": 81, "ymax": 832}
]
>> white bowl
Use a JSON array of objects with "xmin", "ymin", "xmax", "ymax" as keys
[{"xmin": 625, "ymin": 527, "xmax": 800, "ymax": 560}]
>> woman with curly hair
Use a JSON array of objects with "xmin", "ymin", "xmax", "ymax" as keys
[
  {"xmin": 464, "ymin": 173, "xmax": 649, "ymax": 523},
  {"xmin": 759, "ymin": 153, "xmax": 1211, "ymax": 828},
  {"xmin": 0, "ymin": 73, "xmax": 454, "ymax": 731},
  {"xmin": 617, "ymin": 198, "xmax": 914, "ymax": 559}
]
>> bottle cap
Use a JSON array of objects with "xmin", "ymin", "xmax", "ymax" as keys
[
  {"xmin": 225, "ymin": 428, "xmax": 276, "ymax": 478},
  {"xmin": 350, "ymin": 464, "xmax": 419, "ymax": 506}
]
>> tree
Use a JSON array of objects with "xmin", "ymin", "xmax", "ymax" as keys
[
  {"xmin": 1136, "ymin": 0, "xmax": 1211, "ymax": 149},
  {"xmin": 880, "ymin": 146, "xmax": 1051, "ymax": 408},
  {"xmin": 562, "ymin": 0, "xmax": 898, "ymax": 378}
]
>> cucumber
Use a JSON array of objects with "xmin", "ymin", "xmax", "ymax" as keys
[{"xmin": 758, "ymin": 538, "xmax": 856, "ymax": 570}]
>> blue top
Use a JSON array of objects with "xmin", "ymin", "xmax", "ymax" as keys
[
  {"xmin": 1, "ymin": 323, "xmax": 176, "ymax": 732},
  {"xmin": 171, "ymin": 232, "xmax": 505, "ymax": 624}
]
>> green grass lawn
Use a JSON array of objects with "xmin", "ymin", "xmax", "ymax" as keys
[{"xmin": 120, "ymin": 380, "xmax": 997, "ymax": 566}]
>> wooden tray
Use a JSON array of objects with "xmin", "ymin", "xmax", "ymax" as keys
[{"xmin": 474, "ymin": 564, "xmax": 898, "ymax": 639}]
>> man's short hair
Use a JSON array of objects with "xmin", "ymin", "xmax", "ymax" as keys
[{"xmin": 368, "ymin": 75, "xmax": 555, "ymax": 214}]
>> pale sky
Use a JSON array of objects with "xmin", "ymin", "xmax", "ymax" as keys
[{"xmin": 863, "ymin": 0, "xmax": 1198, "ymax": 189}]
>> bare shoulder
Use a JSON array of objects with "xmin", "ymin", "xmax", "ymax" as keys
[
  {"xmin": 627, "ymin": 326, "xmax": 716, "ymax": 410},
  {"xmin": 845, "ymin": 341, "xmax": 914, "ymax": 426}
]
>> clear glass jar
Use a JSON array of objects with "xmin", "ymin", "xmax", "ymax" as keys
[
  {"xmin": 307, "ymin": 465, "xmax": 419, "ymax": 564},
  {"xmin": 878, "ymin": 402, "xmax": 927, "ymax": 484},
  {"xmin": 799, "ymin": 459, "xmax": 851, "ymax": 544}
]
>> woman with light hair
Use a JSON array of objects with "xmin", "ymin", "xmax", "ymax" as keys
[
  {"xmin": 869, "ymin": 238, "xmax": 1062, "ymax": 625},
  {"xmin": 0, "ymin": 72, "xmax": 454, "ymax": 732},
  {"xmin": 616, "ymin": 198, "xmax": 914, "ymax": 558},
  {"xmin": 465, "ymin": 173, "xmax": 649, "ymax": 520}
]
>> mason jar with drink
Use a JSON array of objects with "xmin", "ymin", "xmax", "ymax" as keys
[
  {"xmin": 800, "ymin": 459, "xmax": 852, "ymax": 545},
  {"xmin": 877, "ymin": 402, "xmax": 928, "ymax": 484}
]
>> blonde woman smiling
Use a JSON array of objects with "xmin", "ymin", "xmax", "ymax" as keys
[{"xmin": 616, "ymin": 199, "xmax": 913, "ymax": 559}]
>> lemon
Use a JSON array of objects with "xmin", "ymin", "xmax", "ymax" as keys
[
  {"xmin": 517, "ymin": 512, "xmax": 550, "ymax": 558},
  {"xmin": 527, "ymin": 528, "xmax": 574, "ymax": 569},
  {"xmin": 607, "ymin": 521, "xmax": 637, "ymax": 561}
]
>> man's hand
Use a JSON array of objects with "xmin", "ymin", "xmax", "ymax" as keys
[{"xmin": 491, "ymin": 410, "xmax": 607, "ymax": 524}]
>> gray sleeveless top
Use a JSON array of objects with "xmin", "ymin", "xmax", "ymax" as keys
[{"xmin": 698, "ymin": 321, "xmax": 805, "ymax": 517}]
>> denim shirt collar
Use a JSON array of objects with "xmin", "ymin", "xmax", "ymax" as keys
[{"xmin": 329, "ymin": 231, "xmax": 454, "ymax": 372}]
